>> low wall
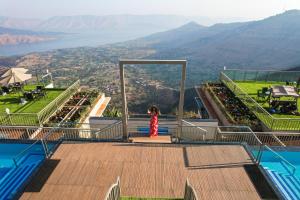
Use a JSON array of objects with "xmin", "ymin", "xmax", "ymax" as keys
[{"xmin": 203, "ymin": 88, "xmax": 232, "ymax": 126}]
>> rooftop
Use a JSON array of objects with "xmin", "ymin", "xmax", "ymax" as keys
[{"xmin": 19, "ymin": 143, "xmax": 275, "ymax": 200}]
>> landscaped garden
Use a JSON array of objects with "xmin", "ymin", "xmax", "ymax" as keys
[
  {"xmin": 207, "ymin": 83, "xmax": 262, "ymax": 131},
  {"xmin": 45, "ymin": 89, "xmax": 100, "ymax": 127},
  {"xmin": 0, "ymin": 85, "xmax": 64, "ymax": 113},
  {"xmin": 235, "ymin": 81, "xmax": 300, "ymax": 119},
  {"xmin": 220, "ymin": 70, "xmax": 300, "ymax": 131},
  {"xmin": 0, "ymin": 80, "xmax": 80, "ymax": 126}
]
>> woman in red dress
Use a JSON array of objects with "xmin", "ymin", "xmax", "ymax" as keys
[{"xmin": 148, "ymin": 105, "xmax": 159, "ymax": 137}]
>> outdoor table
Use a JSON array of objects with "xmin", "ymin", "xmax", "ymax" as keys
[{"xmin": 269, "ymin": 85, "xmax": 299, "ymax": 111}]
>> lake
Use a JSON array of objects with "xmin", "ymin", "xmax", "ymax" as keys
[{"xmin": 0, "ymin": 30, "xmax": 150, "ymax": 56}]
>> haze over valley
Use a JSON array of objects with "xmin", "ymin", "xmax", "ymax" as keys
[
  {"xmin": 1, "ymin": 9, "xmax": 300, "ymax": 113},
  {"xmin": 0, "ymin": 14, "xmax": 246, "ymax": 56}
]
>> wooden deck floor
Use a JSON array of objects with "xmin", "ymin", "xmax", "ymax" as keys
[
  {"xmin": 130, "ymin": 135, "xmax": 171, "ymax": 143},
  {"xmin": 20, "ymin": 143, "xmax": 269, "ymax": 200}
]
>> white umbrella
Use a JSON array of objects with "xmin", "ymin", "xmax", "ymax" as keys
[{"xmin": 0, "ymin": 68, "xmax": 32, "ymax": 85}]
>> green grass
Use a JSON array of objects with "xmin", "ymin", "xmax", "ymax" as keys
[
  {"xmin": 0, "ymin": 85, "xmax": 64, "ymax": 113},
  {"xmin": 235, "ymin": 81, "xmax": 300, "ymax": 119}
]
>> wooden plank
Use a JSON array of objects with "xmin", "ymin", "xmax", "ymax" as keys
[{"xmin": 20, "ymin": 143, "xmax": 263, "ymax": 200}]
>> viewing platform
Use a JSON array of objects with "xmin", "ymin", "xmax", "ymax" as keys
[{"xmin": 19, "ymin": 142, "xmax": 274, "ymax": 200}]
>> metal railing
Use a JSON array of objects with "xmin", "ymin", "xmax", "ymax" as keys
[
  {"xmin": 184, "ymin": 179, "xmax": 198, "ymax": 200},
  {"xmin": 220, "ymin": 71, "xmax": 300, "ymax": 131},
  {"xmin": 180, "ymin": 120, "xmax": 207, "ymax": 142},
  {"xmin": 254, "ymin": 132, "xmax": 286, "ymax": 146},
  {"xmin": 0, "ymin": 126, "xmax": 40, "ymax": 140},
  {"xmin": 262, "ymin": 145, "xmax": 296, "ymax": 174},
  {"xmin": 273, "ymin": 132, "xmax": 300, "ymax": 146},
  {"xmin": 37, "ymin": 80, "xmax": 80, "ymax": 125},
  {"xmin": 215, "ymin": 126, "xmax": 263, "ymax": 163},
  {"xmin": 0, "ymin": 113, "xmax": 40, "ymax": 126},
  {"xmin": 12, "ymin": 139, "xmax": 48, "ymax": 167},
  {"xmin": 223, "ymin": 69, "xmax": 300, "ymax": 83},
  {"xmin": 4, "ymin": 123, "xmax": 300, "ymax": 166},
  {"xmin": 0, "ymin": 80, "xmax": 80, "ymax": 126},
  {"xmin": 60, "ymin": 121, "xmax": 123, "ymax": 141},
  {"xmin": 0, "ymin": 121, "xmax": 123, "ymax": 142},
  {"xmin": 105, "ymin": 177, "xmax": 121, "ymax": 200}
]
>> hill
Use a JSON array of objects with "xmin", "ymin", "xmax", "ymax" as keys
[
  {"xmin": 0, "ymin": 26, "xmax": 57, "ymax": 46},
  {"xmin": 2, "ymin": 10, "xmax": 300, "ymax": 85},
  {"xmin": 121, "ymin": 10, "xmax": 300, "ymax": 85},
  {"xmin": 0, "ymin": 16, "xmax": 41, "ymax": 30},
  {"xmin": 36, "ymin": 15, "xmax": 191, "ymax": 33}
]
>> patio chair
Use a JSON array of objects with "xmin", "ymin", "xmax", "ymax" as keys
[
  {"xmin": 36, "ymin": 85, "xmax": 46, "ymax": 97},
  {"xmin": 23, "ymin": 92, "xmax": 34, "ymax": 100},
  {"xmin": 257, "ymin": 87, "xmax": 270, "ymax": 100},
  {"xmin": 36, "ymin": 85, "xmax": 44, "ymax": 91},
  {"xmin": 2, "ymin": 86, "xmax": 12, "ymax": 94}
]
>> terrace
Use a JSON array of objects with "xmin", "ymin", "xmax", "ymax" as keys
[
  {"xmin": 0, "ymin": 123, "xmax": 281, "ymax": 200},
  {"xmin": 0, "ymin": 80, "xmax": 80, "ymax": 126},
  {"xmin": 220, "ymin": 69, "xmax": 300, "ymax": 131},
  {"xmin": 0, "ymin": 85, "xmax": 63, "ymax": 113},
  {"xmin": 19, "ymin": 143, "xmax": 268, "ymax": 200},
  {"xmin": 2, "ymin": 60, "xmax": 300, "ymax": 200}
]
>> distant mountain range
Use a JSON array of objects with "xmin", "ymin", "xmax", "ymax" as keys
[
  {"xmin": 0, "ymin": 16, "xmax": 41, "ymax": 30},
  {"xmin": 118, "ymin": 10, "xmax": 300, "ymax": 84},
  {"xmin": 0, "ymin": 15, "xmax": 192, "ymax": 33},
  {"xmin": 0, "ymin": 15, "xmax": 250, "ymax": 32},
  {"xmin": 0, "ymin": 15, "xmax": 194, "ymax": 53},
  {"xmin": 0, "ymin": 14, "xmax": 251, "ymax": 55},
  {"xmin": 1, "ymin": 10, "xmax": 300, "ymax": 87}
]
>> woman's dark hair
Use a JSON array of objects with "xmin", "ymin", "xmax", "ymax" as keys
[{"xmin": 149, "ymin": 105, "xmax": 160, "ymax": 115}]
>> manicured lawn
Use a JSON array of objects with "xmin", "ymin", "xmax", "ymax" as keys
[
  {"xmin": 235, "ymin": 81, "xmax": 300, "ymax": 119},
  {"xmin": 0, "ymin": 85, "xmax": 64, "ymax": 113}
]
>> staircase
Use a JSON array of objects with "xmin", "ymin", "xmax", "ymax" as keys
[
  {"xmin": 264, "ymin": 167, "xmax": 300, "ymax": 200},
  {"xmin": 0, "ymin": 154, "xmax": 44, "ymax": 200}
]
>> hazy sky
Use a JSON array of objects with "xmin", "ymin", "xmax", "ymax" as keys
[{"xmin": 1, "ymin": 0, "xmax": 300, "ymax": 19}]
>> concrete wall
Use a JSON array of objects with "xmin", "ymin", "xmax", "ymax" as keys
[{"xmin": 89, "ymin": 117, "xmax": 120, "ymax": 129}]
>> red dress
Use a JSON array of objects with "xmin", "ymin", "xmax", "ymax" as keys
[{"xmin": 149, "ymin": 113, "xmax": 158, "ymax": 137}]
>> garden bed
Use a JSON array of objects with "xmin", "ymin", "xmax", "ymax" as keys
[
  {"xmin": 207, "ymin": 82, "xmax": 262, "ymax": 131},
  {"xmin": 46, "ymin": 89, "xmax": 99, "ymax": 127}
]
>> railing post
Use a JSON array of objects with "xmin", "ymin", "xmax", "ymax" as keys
[
  {"xmin": 119, "ymin": 62, "xmax": 128, "ymax": 141},
  {"xmin": 178, "ymin": 61, "xmax": 187, "ymax": 140},
  {"xmin": 26, "ymin": 128, "xmax": 30, "ymax": 139},
  {"xmin": 257, "ymin": 144, "xmax": 263, "ymax": 164},
  {"xmin": 8, "ymin": 113, "xmax": 12, "ymax": 125},
  {"xmin": 37, "ymin": 113, "xmax": 42, "ymax": 126},
  {"xmin": 214, "ymin": 127, "xmax": 219, "ymax": 141},
  {"xmin": 41, "ymin": 139, "xmax": 49, "ymax": 157}
]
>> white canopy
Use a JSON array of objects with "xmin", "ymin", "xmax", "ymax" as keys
[
  {"xmin": 271, "ymin": 85, "xmax": 299, "ymax": 98},
  {"xmin": 0, "ymin": 67, "xmax": 32, "ymax": 85}
]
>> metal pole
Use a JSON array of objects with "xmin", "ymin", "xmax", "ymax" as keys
[
  {"xmin": 177, "ymin": 61, "xmax": 187, "ymax": 139},
  {"xmin": 119, "ymin": 62, "xmax": 128, "ymax": 140}
]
